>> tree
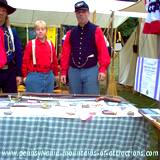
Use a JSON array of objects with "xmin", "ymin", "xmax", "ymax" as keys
[{"xmin": 117, "ymin": 17, "xmax": 139, "ymax": 43}]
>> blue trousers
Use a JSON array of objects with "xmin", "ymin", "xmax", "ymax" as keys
[
  {"xmin": 68, "ymin": 65, "xmax": 99, "ymax": 95},
  {"xmin": 25, "ymin": 71, "xmax": 55, "ymax": 93}
]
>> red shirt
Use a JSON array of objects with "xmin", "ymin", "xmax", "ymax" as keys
[
  {"xmin": 0, "ymin": 28, "xmax": 7, "ymax": 69},
  {"xmin": 60, "ymin": 27, "xmax": 110, "ymax": 76},
  {"xmin": 22, "ymin": 38, "xmax": 59, "ymax": 77}
]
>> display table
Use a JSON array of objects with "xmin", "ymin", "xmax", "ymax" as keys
[{"xmin": 0, "ymin": 94, "xmax": 149, "ymax": 160}]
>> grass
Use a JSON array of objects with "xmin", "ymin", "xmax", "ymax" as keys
[{"xmin": 118, "ymin": 89, "xmax": 159, "ymax": 108}]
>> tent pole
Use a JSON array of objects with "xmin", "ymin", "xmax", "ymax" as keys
[
  {"xmin": 92, "ymin": 10, "xmax": 96, "ymax": 24},
  {"xmin": 104, "ymin": 11, "xmax": 114, "ymax": 47},
  {"xmin": 107, "ymin": 11, "xmax": 117, "ymax": 96},
  {"xmin": 55, "ymin": 27, "xmax": 58, "ymax": 56},
  {"xmin": 58, "ymin": 24, "xmax": 64, "ymax": 61},
  {"xmin": 58, "ymin": 24, "xmax": 64, "ymax": 90},
  {"xmin": 104, "ymin": 11, "xmax": 114, "ymax": 95}
]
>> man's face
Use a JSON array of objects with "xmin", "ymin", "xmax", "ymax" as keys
[
  {"xmin": 75, "ymin": 10, "xmax": 89, "ymax": 26},
  {"xmin": 0, "ymin": 6, "xmax": 7, "ymax": 25}
]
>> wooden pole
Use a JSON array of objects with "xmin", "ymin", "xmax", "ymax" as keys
[
  {"xmin": 105, "ymin": 11, "xmax": 114, "ymax": 95},
  {"xmin": 106, "ymin": 11, "xmax": 117, "ymax": 96},
  {"xmin": 58, "ymin": 24, "xmax": 64, "ymax": 90},
  {"xmin": 92, "ymin": 10, "xmax": 96, "ymax": 24},
  {"xmin": 55, "ymin": 27, "xmax": 58, "ymax": 56},
  {"xmin": 104, "ymin": 11, "xmax": 114, "ymax": 47},
  {"xmin": 58, "ymin": 24, "xmax": 63, "ymax": 59}
]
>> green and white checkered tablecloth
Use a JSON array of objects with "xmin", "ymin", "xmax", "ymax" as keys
[{"xmin": 0, "ymin": 117, "xmax": 148, "ymax": 160}]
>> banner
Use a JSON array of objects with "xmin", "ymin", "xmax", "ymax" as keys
[
  {"xmin": 47, "ymin": 27, "xmax": 56, "ymax": 46},
  {"xmin": 134, "ymin": 56, "xmax": 160, "ymax": 101},
  {"xmin": 143, "ymin": 0, "xmax": 160, "ymax": 34}
]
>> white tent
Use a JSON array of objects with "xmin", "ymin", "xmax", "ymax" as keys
[
  {"xmin": 122, "ymin": 0, "xmax": 145, "ymax": 13},
  {"xmin": 118, "ymin": 28, "xmax": 138, "ymax": 86},
  {"xmin": 8, "ymin": 0, "xmax": 138, "ymax": 28},
  {"xmin": 119, "ymin": 0, "xmax": 160, "ymax": 89}
]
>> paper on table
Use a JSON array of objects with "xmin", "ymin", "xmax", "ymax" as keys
[
  {"xmin": 99, "ymin": 103, "xmax": 142, "ymax": 117},
  {"xmin": 1, "ymin": 107, "xmax": 78, "ymax": 118},
  {"xmin": 0, "ymin": 99, "xmax": 142, "ymax": 118}
]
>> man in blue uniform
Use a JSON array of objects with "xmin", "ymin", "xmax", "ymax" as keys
[
  {"xmin": 60, "ymin": 1, "xmax": 110, "ymax": 94},
  {"xmin": 0, "ymin": 0, "xmax": 22, "ymax": 93}
]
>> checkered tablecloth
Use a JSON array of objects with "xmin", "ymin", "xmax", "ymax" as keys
[{"xmin": 0, "ymin": 117, "xmax": 148, "ymax": 160}]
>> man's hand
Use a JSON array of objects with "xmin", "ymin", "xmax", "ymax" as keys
[
  {"xmin": 60, "ymin": 75, "xmax": 66, "ymax": 84},
  {"xmin": 98, "ymin": 73, "xmax": 106, "ymax": 81},
  {"xmin": 16, "ymin": 76, "xmax": 22, "ymax": 85}
]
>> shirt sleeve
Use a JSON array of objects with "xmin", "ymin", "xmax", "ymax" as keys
[
  {"xmin": 21, "ymin": 41, "xmax": 32, "ymax": 78},
  {"xmin": 95, "ymin": 27, "xmax": 110, "ymax": 73},
  {"xmin": 0, "ymin": 29, "xmax": 7, "ymax": 69},
  {"xmin": 60, "ymin": 30, "xmax": 71, "ymax": 76},
  {"xmin": 51, "ymin": 42, "xmax": 59, "ymax": 76}
]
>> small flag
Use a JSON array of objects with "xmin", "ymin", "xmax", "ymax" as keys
[{"xmin": 143, "ymin": 0, "xmax": 160, "ymax": 34}]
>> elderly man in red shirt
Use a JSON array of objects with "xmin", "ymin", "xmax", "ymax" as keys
[{"xmin": 60, "ymin": 1, "xmax": 110, "ymax": 95}]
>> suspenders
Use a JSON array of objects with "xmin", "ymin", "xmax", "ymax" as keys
[
  {"xmin": 47, "ymin": 40, "xmax": 53, "ymax": 64},
  {"xmin": 31, "ymin": 39, "xmax": 53, "ymax": 65},
  {"xmin": 8, "ymin": 26, "xmax": 15, "ymax": 52},
  {"xmin": 32, "ymin": 39, "xmax": 36, "ymax": 65}
]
